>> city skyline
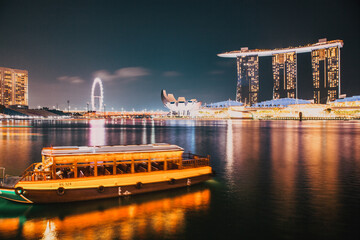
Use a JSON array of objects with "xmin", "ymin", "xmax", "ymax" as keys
[{"xmin": 0, "ymin": 0, "xmax": 359, "ymax": 110}]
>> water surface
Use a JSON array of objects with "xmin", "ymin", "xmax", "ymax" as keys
[{"xmin": 0, "ymin": 119, "xmax": 359, "ymax": 239}]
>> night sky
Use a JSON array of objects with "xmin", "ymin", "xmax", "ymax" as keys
[{"xmin": 0, "ymin": 0, "xmax": 359, "ymax": 111}]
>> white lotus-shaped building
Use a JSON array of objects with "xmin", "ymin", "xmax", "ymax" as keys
[{"xmin": 161, "ymin": 90, "xmax": 201, "ymax": 116}]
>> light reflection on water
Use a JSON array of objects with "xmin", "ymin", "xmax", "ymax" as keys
[
  {"xmin": 0, "ymin": 119, "xmax": 359, "ymax": 239},
  {"xmin": 225, "ymin": 120, "xmax": 234, "ymax": 180},
  {"xmin": 0, "ymin": 188, "xmax": 210, "ymax": 240},
  {"xmin": 89, "ymin": 119, "xmax": 106, "ymax": 146}
]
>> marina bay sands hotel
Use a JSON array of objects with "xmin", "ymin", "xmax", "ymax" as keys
[{"xmin": 218, "ymin": 39, "xmax": 343, "ymax": 105}]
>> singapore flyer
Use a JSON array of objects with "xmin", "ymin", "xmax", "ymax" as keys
[{"xmin": 91, "ymin": 77, "xmax": 104, "ymax": 111}]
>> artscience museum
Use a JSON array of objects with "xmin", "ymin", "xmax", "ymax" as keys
[{"xmin": 161, "ymin": 90, "xmax": 201, "ymax": 116}]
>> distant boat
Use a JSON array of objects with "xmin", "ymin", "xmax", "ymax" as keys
[{"xmin": 0, "ymin": 144, "xmax": 212, "ymax": 204}]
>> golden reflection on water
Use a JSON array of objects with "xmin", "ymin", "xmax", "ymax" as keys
[
  {"xmin": 224, "ymin": 121, "xmax": 360, "ymax": 227},
  {"xmin": 225, "ymin": 120, "xmax": 234, "ymax": 174},
  {"xmin": 301, "ymin": 123, "xmax": 340, "ymax": 223},
  {"xmin": 270, "ymin": 121, "xmax": 298, "ymax": 223},
  {"xmin": 226, "ymin": 120, "xmax": 262, "ymax": 194},
  {"xmin": 0, "ymin": 121, "xmax": 40, "ymax": 173},
  {"xmin": 0, "ymin": 189, "xmax": 210, "ymax": 240}
]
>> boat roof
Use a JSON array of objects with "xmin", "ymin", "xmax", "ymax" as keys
[{"xmin": 42, "ymin": 143, "xmax": 184, "ymax": 156}]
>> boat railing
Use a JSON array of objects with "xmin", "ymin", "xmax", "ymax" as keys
[
  {"xmin": 21, "ymin": 162, "xmax": 44, "ymax": 176},
  {"xmin": 19, "ymin": 163, "xmax": 52, "ymax": 182},
  {"xmin": 19, "ymin": 153, "xmax": 210, "ymax": 181},
  {"xmin": 182, "ymin": 153, "xmax": 210, "ymax": 169}
]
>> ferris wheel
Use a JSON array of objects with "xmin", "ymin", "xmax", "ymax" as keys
[{"xmin": 91, "ymin": 78, "xmax": 104, "ymax": 111}]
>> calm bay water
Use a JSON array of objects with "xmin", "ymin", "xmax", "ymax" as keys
[{"xmin": 0, "ymin": 119, "xmax": 359, "ymax": 240}]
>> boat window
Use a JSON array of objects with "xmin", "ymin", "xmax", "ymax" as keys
[
  {"xmin": 23, "ymin": 150, "xmax": 210, "ymax": 181},
  {"xmin": 55, "ymin": 167, "xmax": 74, "ymax": 179},
  {"xmin": 150, "ymin": 159, "xmax": 163, "ymax": 171},
  {"xmin": 116, "ymin": 163, "xmax": 131, "ymax": 174}
]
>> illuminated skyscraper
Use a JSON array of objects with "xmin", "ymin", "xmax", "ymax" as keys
[
  {"xmin": 0, "ymin": 67, "xmax": 28, "ymax": 106},
  {"xmin": 311, "ymin": 45, "xmax": 340, "ymax": 104},
  {"xmin": 236, "ymin": 55, "xmax": 259, "ymax": 106},
  {"xmin": 272, "ymin": 52, "xmax": 297, "ymax": 99},
  {"xmin": 218, "ymin": 38, "xmax": 343, "ymax": 105}
]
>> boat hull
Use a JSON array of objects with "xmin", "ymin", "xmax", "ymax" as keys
[
  {"xmin": 0, "ymin": 188, "xmax": 32, "ymax": 203},
  {"xmin": 0, "ymin": 167, "xmax": 212, "ymax": 204}
]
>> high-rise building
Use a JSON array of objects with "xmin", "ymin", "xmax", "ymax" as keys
[
  {"xmin": 218, "ymin": 39, "xmax": 343, "ymax": 105},
  {"xmin": 0, "ymin": 67, "xmax": 28, "ymax": 106},
  {"xmin": 311, "ymin": 46, "xmax": 340, "ymax": 104},
  {"xmin": 272, "ymin": 52, "xmax": 297, "ymax": 99},
  {"xmin": 236, "ymin": 55, "xmax": 259, "ymax": 106}
]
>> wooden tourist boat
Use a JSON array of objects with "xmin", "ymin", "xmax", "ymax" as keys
[{"xmin": 0, "ymin": 143, "xmax": 212, "ymax": 204}]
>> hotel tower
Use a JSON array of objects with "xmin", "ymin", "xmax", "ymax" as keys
[
  {"xmin": 218, "ymin": 39, "xmax": 343, "ymax": 105},
  {"xmin": 236, "ymin": 49, "xmax": 259, "ymax": 106},
  {"xmin": 311, "ymin": 44, "xmax": 340, "ymax": 104},
  {"xmin": 0, "ymin": 67, "xmax": 28, "ymax": 106},
  {"xmin": 272, "ymin": 52, "xmax": 297, "ymax": 99}
]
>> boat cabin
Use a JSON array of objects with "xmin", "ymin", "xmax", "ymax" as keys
[{"xmin": 20, "ymin": 143, "xmax": 210, "ymax": 181}]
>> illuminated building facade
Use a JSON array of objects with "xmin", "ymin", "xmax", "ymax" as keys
[
  {"xmin": 218, "ymin": 39, "xmax": 343, "ymax": 105},
  {"xmin": 272, "ymin": 52, "xmax": 297, "ymax": 99},
  {"xmin": 236, "ymin": 55, "xmax": 259, "ymax": 106},
  {"xmin": 311, "ymin": 46, "xmax": 340, "ymax": 104},
  {"xmin": 161, "ymin": 90, "xmax": 201, "ymax": 116},
  {"xmin": 0, "ymin": 67, "xmax": 28, "ymax": 106}
]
